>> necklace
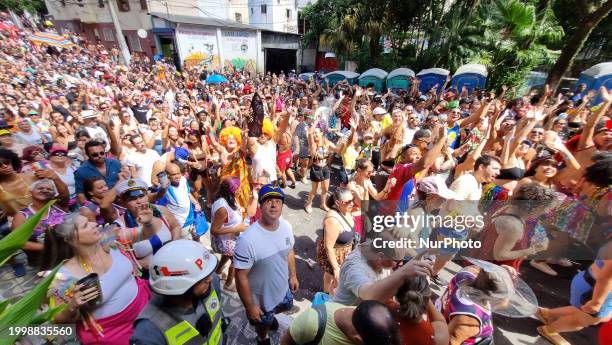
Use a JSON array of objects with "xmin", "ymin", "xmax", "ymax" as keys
[{"xmin": 79, "ymin": 255, "xmax": 93, "ymax": 273}]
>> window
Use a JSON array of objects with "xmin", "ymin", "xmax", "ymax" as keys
[
  {"xmin": 251, "ymin": 7, "xmax": 253, "ymax": 15},
  {"xmin": 116, "ymin": 0, "xmax": 130, "ymax": 12},
  {"xmin": 102, "ymin": 28, "xmax": 114, "ymax": 41},
  {"xmin": 235, "ymin": 13, "xmax": 242, "ymax": 23},
  {"xmin": 286, "ymin": 9, "xmax": 291, "ymax": 18},
  {"xmin": 261, "ymin": 5, "xmax": 267, "ymax": 14},
  {"xmin": 140, "ymin": 0, "xmax": 147, "ymax": 10},
  {"xmin": 129, "ymin": 35, "xmax": 142, "ymax": 52}
]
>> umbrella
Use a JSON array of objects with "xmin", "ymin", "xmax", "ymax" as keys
[
  {"xmin": 206, "ymin": 74, "xmax": 228, "ymax": 84},
  {"xmin": 29, "ymin": 32, "xmax": 75, "ymax": 48}
]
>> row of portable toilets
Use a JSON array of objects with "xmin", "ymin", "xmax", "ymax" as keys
[{"xmin": 299, "ymin": 62, "xmax": 612, "ymax": 100}]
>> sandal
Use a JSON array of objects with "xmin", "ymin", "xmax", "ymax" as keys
[
  {"xmin": 530, "ymin": 260, "xmax": 558, "ymax": 276},
  {"xmin": 535, "ymin": 307, "xmax": 551, "ymax": 324},
  {"xmin": 304, "ymin": 204, "xmax": 313, "ymax": 214},
  {"xmin": 537, "ymin": 326, "xmax": 570, "ymax": 345}
]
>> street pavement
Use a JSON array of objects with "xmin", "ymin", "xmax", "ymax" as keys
[{"xmin": 0, "ymin": 170, "xmax": 598, "ymax": 344}]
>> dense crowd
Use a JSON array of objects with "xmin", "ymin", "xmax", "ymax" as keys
[{"xmin": 0, "ymin": 13, "xmax": 610, "ymax": 345}]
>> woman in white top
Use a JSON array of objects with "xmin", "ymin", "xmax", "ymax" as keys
[
  {"xmin": 247, "ymin": 109, "xmax": 290, "ymax": 184},
  {"xmin": 43, "ymin": 213, "xmax": 151, "ymax": 345},
  {"xmin": 210, "ymin": 176, "xmax": 250, "ymax": 291}
]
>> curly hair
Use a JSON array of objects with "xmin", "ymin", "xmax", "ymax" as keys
[
  {"xmin": 511, "ymin": 182, "xmax": 557, "ymax": 216},
  {"xmin": 0, "ymin": 148, "xmax": 22, "ymax": 172},
  {"xmin": 219, "ymin": 126, "xmax": 242, "ymax": 148}
]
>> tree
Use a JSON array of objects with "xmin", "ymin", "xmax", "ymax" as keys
[
  {"xmin": 0, "ymin": 0, "xmax": 45, "ymax": 13},
  {"xmin": 546, "ymin": 0, "xmax": 612, "ymax": 92}
]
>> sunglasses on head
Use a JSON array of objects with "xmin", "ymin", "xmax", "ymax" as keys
[{"xmin": 122, "ymin": 189, "xmax": 147, "ymax": 200}]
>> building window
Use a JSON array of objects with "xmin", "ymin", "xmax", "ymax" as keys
[
  {"xmin": 129, "ymin": 35, "xmax": 142, "ymax": 51},
  {"xmin": 116, "ymin": 0, "xmax": 130, "ymax": 12},
  {"xmin": 140, "ymin": 0, "xmax": 147, "ymax": 10},
  {"xmin": 251, "ymin": 7, "xmax": 253, "ymax": 15},
  {"xmin": 286, "ymin": 9, "xmax": 291, "ymax": 18},
  {"xmin": 102, "ymin": 28, "xmax": 114, "ymax": 41},
  {"xmin": 235, "ymin": 13, "xmax": 242, "ymax": 23},
  {"xmin": 261, "ymin": 4, "xmax": 267, "ymax": 14}
]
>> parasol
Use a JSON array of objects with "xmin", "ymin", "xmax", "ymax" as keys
[{"xmin": 205, "ymin": 74, "xmax": 228, "ymax": 84}]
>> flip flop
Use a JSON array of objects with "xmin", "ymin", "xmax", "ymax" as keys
[
  {"xmin": 537, "ymin": 326, "xmax": 570, "ymax": 345},
  {"xmin": 535, "ymin": 308, "xmax": 551, "ymax": 324},
  {"xmin": 304, "ymin": 204, "xmax": 313, "ymax": 214}
]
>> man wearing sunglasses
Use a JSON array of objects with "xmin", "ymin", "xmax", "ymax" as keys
[{"xmin": 74, "ymin": 139, "xmax": 122, "ymax": 204}]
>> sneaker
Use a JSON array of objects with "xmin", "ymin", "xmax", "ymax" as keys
[{"xmin": 11, "ymin": 263, "xmax": 26, "ymax": 277}]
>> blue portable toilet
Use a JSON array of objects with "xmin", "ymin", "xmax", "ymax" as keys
[
  {"xmin": 451, "ymin": 64, "xmax": 487, "ymax": 93},
  {"xmin": 386, "ymin": 68, "xmax": 416, "ymax": 92},
  {"xmin": 576, "ymin": 62, "xmax": 612, "ymax": 104},
  {"xmin": 298, "ymin": 72, "xmax": 315, "ymax": 82},
  {"xmin": 416, "ymin": 68, "xmax": 450, "ymax": 94},
  {"xmin": 358, "ymin": 68, "xmax": 388, "ymax": 92},
  {"xmin": 323, "ymin": 70, "xmax": 360, "ymax": 87}
]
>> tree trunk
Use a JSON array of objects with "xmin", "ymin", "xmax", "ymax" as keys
[
  {"xmin": 369, "ymin": 33, "xmax": 381, "ymax": 66},
  {"xmin": 546, "ymin": 0, "xmax": 612, "ymax": 93}
]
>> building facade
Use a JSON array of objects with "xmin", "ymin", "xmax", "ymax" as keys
[{"xmin": 248, "ymin": 0, "xmax": 298, "ymax": 34}]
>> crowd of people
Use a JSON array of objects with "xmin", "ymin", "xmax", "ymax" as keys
[{"xmin": 0, "ymin": 13, "xmax": 610, "ymax": 345}]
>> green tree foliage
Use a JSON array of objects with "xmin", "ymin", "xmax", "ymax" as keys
[
  {"xmin": 0, "ymin": 0, "xmax": 45, "ymax": 13},
  {"xmin": 304, "ymin": 0, "xmax": 607, "ymax": 92}
]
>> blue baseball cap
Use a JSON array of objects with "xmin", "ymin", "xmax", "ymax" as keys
[{"xmin": 258, "ymin": 184, "xmax": 285, "ymax": 204}]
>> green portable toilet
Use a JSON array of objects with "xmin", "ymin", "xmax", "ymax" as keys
[
  {"xmin": 323, "ymin": 70, "xmax": 360, "ymax": 87},
  {"xmin": 386, "ymin": 68, "xmax": 415, "ymax": 92},
  {"xmin": 358, "ymin": 68, "xmax": 388, "ymax": 92}
]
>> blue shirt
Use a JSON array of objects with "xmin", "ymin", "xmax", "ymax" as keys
[{"xmin": 74, "ymin": 158, "xmax": 122, "ymax": 194}]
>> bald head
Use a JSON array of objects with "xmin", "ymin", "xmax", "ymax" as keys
[{"xmin": 165, "ymin": 162, "xmax": 182, "ymax": 186}]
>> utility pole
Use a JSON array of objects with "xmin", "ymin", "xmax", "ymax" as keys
[{"xmin": 106, "ymin": 0, "xmax": 131, "ymax": 66}]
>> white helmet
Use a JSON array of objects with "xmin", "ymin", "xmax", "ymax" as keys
[{"xmin": 149, "ymin": 240, "xmax": 218, "ymax": 295}]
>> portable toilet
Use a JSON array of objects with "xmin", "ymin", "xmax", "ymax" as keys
[
  {"xmin": 416, "ymin": 68, "xmax": 450, "ymax": 94},
  {"xmin": 576, "ymin": 62, "xmax": 612, "ymax": 104},
  {"xmin": 323, "ymin": 70, "xmax": 360, "ymax": 86},
  {"xmin": 298, "ymin": 72, "xmax": 315, "ymax": 82},
  {"xmin": 386, "ymin": 68, "xmax": 416, "ymax": 92},
  {"xmin": 358, "ymin": 68, "xmax": 388, "ymax": 92},
  {"xmin": 451, "ymin": 63, "xmax": 487, "ymax": 93}
]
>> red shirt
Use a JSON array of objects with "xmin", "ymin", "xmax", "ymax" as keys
[
  {"xmin": 387, "ymin": 300, "xmax": 435, "ymax": 345},
  {"xmin": 386, "ymin": 163, "xmax": 417, "ymax": 201}
]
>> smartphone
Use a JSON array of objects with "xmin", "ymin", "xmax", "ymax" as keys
[{"xmin": 76, "ymin": 273, "xmax": 102, "ymax": 307}]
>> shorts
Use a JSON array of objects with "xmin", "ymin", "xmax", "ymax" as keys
[
  {"xmin": 248, "ymin": 288, "xmax": 294, "ymax": 326},
  {"xmin": 310, "ymin": 165, "xmax": 330, "ymax": 182},
  {"xmin": 433, "ymin": 227, "xmax": 469, "ymax": 256},
  {"xmin": 212, "ymin": 236, "xmax": 236, "ymax": 256},
  {"xmin": 276, "ymin": 149, "xmax": 293, "ymax": 172},
  {"xmin": 570, "ymin": 270, "xmax": 612, "ymax": 318}
]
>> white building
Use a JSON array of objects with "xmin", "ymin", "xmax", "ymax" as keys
[{"xmin": 248, "ymin": 0, "xmax": 298, "ymax": 33}]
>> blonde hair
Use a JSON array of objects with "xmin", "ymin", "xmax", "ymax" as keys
[{"xmin": 219, "ymin": 126, "xmax": 242, "ymax": 147}]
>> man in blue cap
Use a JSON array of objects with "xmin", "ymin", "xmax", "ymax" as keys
[{"xmin": 234, "ymin": 184, "xmax": 299, "ymax": 345}]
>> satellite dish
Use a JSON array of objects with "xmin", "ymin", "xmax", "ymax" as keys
[{"xmin": 137, "ymin": 29, "xmax": 147, "ymax": 39}]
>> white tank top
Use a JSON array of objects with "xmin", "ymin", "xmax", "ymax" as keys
[{"xmin": 253, "ymin": 140, "xmax": 278, "ymax": 182}]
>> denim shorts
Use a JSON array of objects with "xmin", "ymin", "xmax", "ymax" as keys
[{"xmin": 249, "ymin": 288, "xmax": 294, "ymax": 326}]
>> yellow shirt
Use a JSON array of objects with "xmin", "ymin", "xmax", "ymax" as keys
[
  {"xmin": 289, "ymin": 302, "xmax": 355, "ymax": 345},
  {"xmin": 381, "ymin": 114, "xmax": 393, "ymax": 129}
]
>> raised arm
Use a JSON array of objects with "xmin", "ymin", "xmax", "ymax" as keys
[
  {"xmin": 578, "ymin": 87, "xmax": 611, "ymax": 150},
  {"xmin": 413, "ymin": 125, "xmax": 447, "ymax": 172}
]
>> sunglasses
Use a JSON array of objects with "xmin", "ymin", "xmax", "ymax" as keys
[
  {"xmin": 122, "ymin": 189, "xmax": 147, "ymax": 201},
  {"xmin": 88, "ymin": 151, "xmax": 105, "ymax": 158},
  {"xmin": 531, "ymin": 131, "xmax": 544, "ymax": 135},
  {"xmin": 51, "ymin": 151, "xmax": 68, "ymax": 157},
  {"xmin": 337, "ymin": 199, "xmax": 353, "ymax": 205}
]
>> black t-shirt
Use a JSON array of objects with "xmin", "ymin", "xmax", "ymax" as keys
[{"xmin": 131, "ymin": 104, "xmax": 149, "ymax": 124}]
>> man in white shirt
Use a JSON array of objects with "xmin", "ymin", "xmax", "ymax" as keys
[
  {"xmin": 431, "ymin": 155, "xmax": 501, "ymax": 279},
  {"xmin": 124, "ymin": 134, "xmax": 161, "ymax": 186},
  {"xmin": 158, "ymin": 163, "xmax": 200, "ymax": 239}
]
